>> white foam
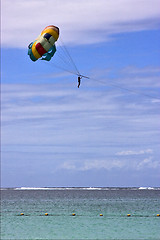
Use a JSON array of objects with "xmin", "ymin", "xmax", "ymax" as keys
[{"xmin": 139, "ymin": 187, "xmax": 155, "ymax": 190}]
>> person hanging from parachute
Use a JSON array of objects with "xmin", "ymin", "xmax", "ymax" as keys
[{"xmin": 78, "ymin": 75, "xmax": 82, "ymax": 88}]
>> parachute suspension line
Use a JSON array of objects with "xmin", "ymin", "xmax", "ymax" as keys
[
  {"xmin": 56, "ymin": 42, "xmax": 75, "ymax": 68},
  {"xmin": 42, "ymin": 60, "xmax": 78, "ymax": 76},
  {"xmin": 55, "ymin": 50, "xmax": 77, "ymax": 73},
  {"xmin": 58, "ymin": 36, "xmax": 80, "ymax": 76},
  {"xmin": 57, "ymin": 42, "xmax": 80, "ymax": 75},
  {"xmin": 58, "ymin": 37, "xmax": 80, "ymax": 74},
  {"xmin": 89, "ymin": 77, "xmax": 160, "ymax": 101}
]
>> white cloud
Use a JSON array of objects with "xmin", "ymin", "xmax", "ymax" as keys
[
  {"xmin": 116, "ymin": 149, "xmax": 153, "ymax": 156},
  {"xmin": 1, "ymin": 0, "xmax": 160, "ymax": 47},
  {"xmin": 3, "ymin": 79, "xmax": 135, "ymax": 119},
  {"xmin": 81, "ymin": 159, "xmax": 124, "ymax": 170},
  {"xmin": 152, "ymin": 99, "xmax": 160, "ymax": 103},
  {"xmin": 60, "ymin": 161, "xmax": 76, "ymax": 170},
  {"xmin": 137, "ymin": 157, "xmax": 159, "ymax": 170},
  {"xmin": 60, "ymin": 159, "xmax": 125, "ymax": 171},
  {"xmin": 59, "ymin": 157, "xmax": 160, "ymax": 171},
  {"xmin": 121, "ymin": 66, "xmax": 160, "ymax": 75}
]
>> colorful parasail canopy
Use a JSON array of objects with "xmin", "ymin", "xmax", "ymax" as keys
[{"xmin": 28, "ymin": 25, "xmax": 59, "ymax": 62}]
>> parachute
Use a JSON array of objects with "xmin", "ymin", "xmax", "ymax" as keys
[
  {"xmin": 28, "ymin": 25, "xmax": 59, "ymax": 62},
  {"xmin": 27, "ymin": 25, "xmax": 89, "ymax": 87}
]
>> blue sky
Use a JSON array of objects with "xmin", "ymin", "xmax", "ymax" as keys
[{"xmin": 1, "ymin": 0, "xmax": 160, "ymax": 187}]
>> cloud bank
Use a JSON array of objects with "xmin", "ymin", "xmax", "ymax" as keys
[
  {"xmin": 2, "ymin": 0, "xmax": 160, "ymax": 47},
  {"xmin": 2, "ymin": 73, "xmax": 160, "ymax": 175}
]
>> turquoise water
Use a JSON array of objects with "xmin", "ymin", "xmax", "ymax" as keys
[{"xmin": 1, "ymin": 188, "xmax": 160, "ymax": 239}]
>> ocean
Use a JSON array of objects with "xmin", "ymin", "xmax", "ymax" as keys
[{"xmin": 1, "ymin": 187, "xmax": 160, "ymax": 240}]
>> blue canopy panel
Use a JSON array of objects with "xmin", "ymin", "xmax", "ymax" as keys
[{"xmin": 28, "ymin": 42, "xmax": 37, "ymax": 62}]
